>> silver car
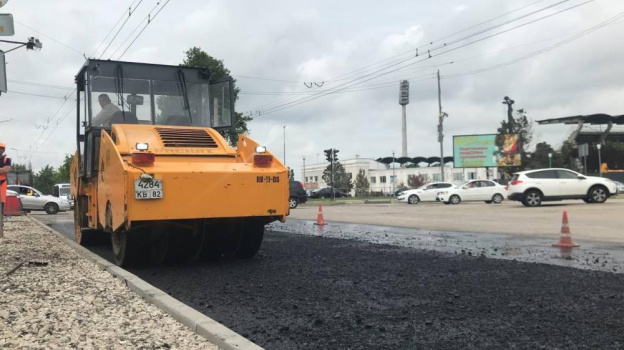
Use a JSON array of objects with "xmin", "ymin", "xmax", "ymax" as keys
[{"xmin": 6, "ymin": 185, "xmax": 71, "ymax": 214}]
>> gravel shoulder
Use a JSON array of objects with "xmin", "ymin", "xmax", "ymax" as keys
[{"xmin": 0, "ymin": 216, "xmax": 217, "ymax": 350}]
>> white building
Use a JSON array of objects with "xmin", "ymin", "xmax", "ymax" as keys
[{"xmin": 301, "ymin": 158, "xmax": 496, "ymax": 195}]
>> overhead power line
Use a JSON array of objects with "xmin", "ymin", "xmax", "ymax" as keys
[
  {"xmin": 15, "ymin": 21, "xmax": 85, "ymax": 57},
  {"xmin": 90, "ymin": 0, "xmax": 140, "ymax": 57},
  {"xmin": 251, "ymin": 0, "xmax": 597, "ymax": 117},
  {"xmin": 323, "ymin": 0, "xmax": 571, "ymax": 84},
  {"xmin": 116, "ymin": 0, "xmax": 171, "ymax": 60},
  {"xmin": 98, "ymin": 0, "xmax": 145, "ymax": 59},
  {"xmin": 7, "ymin": 90, "xmax": 72, "ymax": 100},
  {"xmin": 443, "ymin": 9, "xmax": 624, "ymax": 79},
  {"xmin": 8, "ymin": 79, "xmax": 73, "ymax": 90},
  {"xmin": 245, "ymin": 0, "xmax": 580, "ymax": 115}
]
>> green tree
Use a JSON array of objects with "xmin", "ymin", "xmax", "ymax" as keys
[
  {"xmin": 354, "ymin": 169, "xmax": 370, "ymax": 197},
  {"xmin": 526, "ymin": 142, "xmax": 563, "ymax": 169},
  {"xmin": 182, "ymin": 47, "xmax": 252, "ymax": 145},
  {"xmin": 558, "ymin": 140, "xmax": 581, "ymax": 172},
  {"xmin": 497, "ymin": 108, "xmax": 534, "ymax": 176},
  {"xmin": 322, "ymin": 162, "xmax": 353, "ymax": 193},
  {"xmin": 54, "ymin": 155, "xmax": 73, "ymax": 183},
  {"xmin": 9, "ymin": 163, "xmax": 28, "ymax": 172},
  {"xmin": 33, "ymin": 165, "xmax": 56, "ymax": 195}
]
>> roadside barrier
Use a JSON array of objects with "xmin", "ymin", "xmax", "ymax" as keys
[{"xmin": 551, "ymin": 211, "xmax": 579, "ymax": 259}]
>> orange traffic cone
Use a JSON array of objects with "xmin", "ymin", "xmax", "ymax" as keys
[
  {"xmin": 314, "ymin": 205, "xmax": 327, "ymax": 226},
  {"xmin": 552, "ymin": 211, "xmax": 579, "ymax": 259}
]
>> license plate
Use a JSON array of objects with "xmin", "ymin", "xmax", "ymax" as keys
[{"xmin": 134, "ymin": 179, "xmax": 163, "ymax": 199}]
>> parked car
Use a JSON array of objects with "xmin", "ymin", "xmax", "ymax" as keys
[
  {"xmin": 397, "ymin": 182, "xmax": 454, "ymax": 204},
  {"xmin": 7, "ymin": 185, "xmax": 71, "ymax": 214},
  {"xmin": 310, "ymin": 187, "xmax": 348, "ymax": 199},
  {"xmin": 394, "ymin": 187, "xmax": 409, "ymax": 197},
  {"xmin": 289, "ymin": 181, "xmax": 308, "ymax": 209},
  {"xmin": 437, "ymin": 180, "xmax": 506, "ymax": 205},
  {"xmin": 507, "ymin": 168, "xmax": 618, "ymax": 207}
]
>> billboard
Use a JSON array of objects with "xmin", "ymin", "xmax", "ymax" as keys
[{"xmin": 453, "ymin": 134, "xmax": 521, "ymax": 168}]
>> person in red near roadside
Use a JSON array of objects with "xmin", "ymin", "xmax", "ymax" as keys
[{"xmin": 0, "ymin": 143, "xmax": 11, "ymax": 205}]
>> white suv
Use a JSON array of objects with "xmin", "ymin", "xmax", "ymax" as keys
[{"xmin": 507, "ymin": 168, "xmax": 618, "ymax": 207}]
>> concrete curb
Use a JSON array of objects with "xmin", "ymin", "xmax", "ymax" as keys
[{"xmin": 28, "ymin": 216, "xmax": 264, "ymax": 350}]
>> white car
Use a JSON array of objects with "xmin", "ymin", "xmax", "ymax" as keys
[
  {"xmin": 507, "ymin": 168, "xmax": 618, "ymax": 207},
  {"xmin": 612, "ymin": 180, "xmax": 624, "ymax": 194},
  {"xmin": 437, "ymin": 180, "xmax": 506, "ymax": 205},
  {"xmin": 6, "ymin": 185, "xmax": 71, "ymax": 214},
  {"xmin": 397, "ymin": 182, "xmax": 454, "ymax": 204}
]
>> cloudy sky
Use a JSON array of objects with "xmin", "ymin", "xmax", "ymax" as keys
[{"xmin": 1, "ymin": 0, "xmax": 624, "ymax": 179}]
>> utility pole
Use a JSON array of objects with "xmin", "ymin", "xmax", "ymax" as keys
[
  {"xmin": 437, "ymin": 70, "xmax": 448, "ymax": 182},
  {"xmin": 283, "ymin": 125, "xmax": 286, "ymax": 166},
  {"xmin": 302, "ymin": 156, "xmax": 306, "ymax": 184},
  {"xmin": 392, "ymin": 151, "xmax": 396, "ymax": 194},
  {"xmin": 399, "ymin": 80, "xmax": 409, "ymax": 158}
]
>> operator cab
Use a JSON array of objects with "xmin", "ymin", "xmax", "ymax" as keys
[{"xmin": 75, "ymin": 59, "xmax": 234, "ymax": 178}]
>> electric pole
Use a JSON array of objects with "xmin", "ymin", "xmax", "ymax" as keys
[
  {"xmin": 399, "ymin": 80, "xmax": 409, "ymax": 158},
  {"xmin": 437, "ymin": 70, "xmax": 447, "ymax": 182},
  {"xmin": 283, "ymin": 125, "xmax": 286, "ymax": 166}
]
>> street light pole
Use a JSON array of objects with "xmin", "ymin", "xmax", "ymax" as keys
[
  {"xmin": 548, "ymin": 153, "xmax": 552, "ymax": 168},
  {"xmin": 597, "ymin": 144, "xmax": 602, "ymax": 177},
  {"xmin": 303, "ymin": 156, "xmax": 306, "ymax": 184},
  {"xmin": 283, "ymin": 125, "xmax": 286, "ymax": 166},
  {"xmin": 392, "ymin": 151, "xmax": 395, "ymax": 195},
  {"xmin": 437, "ymin": 70, "xmax": 447, "ymax": 182}
]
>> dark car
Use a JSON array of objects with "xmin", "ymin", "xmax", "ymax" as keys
[
  {"xmin": 394, "ymin": 187, "xmax": 409, "ymax": 196},
  {"xmin": 310, "ymin": 187, "xmax": 347, "ymax": 199},
  {"xmin": 289, "ymin": 181, "xmax": 308, "ymax": 209}
]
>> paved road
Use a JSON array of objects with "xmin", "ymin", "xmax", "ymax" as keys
[{"xmin": 33, "ymin": 212, "xmax": 624, "ymax": 349}]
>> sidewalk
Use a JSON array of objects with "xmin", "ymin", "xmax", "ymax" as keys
[{"xmin": 0, "ymin": 216, "xmax": 217, "ymax": 350}]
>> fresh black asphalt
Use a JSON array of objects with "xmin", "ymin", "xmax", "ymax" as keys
[{"xmin": 46, "ymin": 216, "xmax": 624, "ymax": 349}]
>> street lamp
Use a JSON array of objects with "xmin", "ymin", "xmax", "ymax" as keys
[
  {"xmin": 283, "ymin": 125, "xmax": 286, "ymax": 166},
  {"xmin": 548, "ymin": 153, "xmax": 552, "ymax": 168},
  {"xmin": 303, "ymin": 156, "xmax": 306, "ymax": 184},
  {"xmin": 597, "ymin": 143, "xmax": 602, "ymax": 177},
  {"xmin": 392, "ymin": 151, "xmax": 396, "ymax": 195}
]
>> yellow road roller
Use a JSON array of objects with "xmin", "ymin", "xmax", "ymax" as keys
[{"xmin": 70, "ymin": 59, "xmax": 288, "ymax": 266}]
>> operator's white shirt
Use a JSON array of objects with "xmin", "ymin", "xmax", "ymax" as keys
[{"xmin": 92, "ymin": 103, "xmax": 121, "ymax": 126}]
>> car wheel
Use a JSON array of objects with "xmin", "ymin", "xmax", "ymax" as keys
[
  {"xmin": 523, "ymin": 190, "xmax": 542, "ymax": 207},
  {"xmin": 289, "ymin": 197, "xmax": 298, "ymax": 209},
  {"xmin": 589, "ymin": 186, "xmax": 608, "ymax": 204},
  {"xmin": 492, "ymin": 193, "xmax": 504, "ymax": 204},
  {"xmin": 407, "ymin": 195, "xmax": 420, "ymax": 204},
  {"xmin": 44, "ymin": 203, "xmax": 59, "ymax": 215},
  {"xmin": 450, "ymin": 195, "xmax": 461, "ymax": 205}
]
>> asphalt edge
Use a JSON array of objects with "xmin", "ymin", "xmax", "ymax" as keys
[{"xmin": 27, "ymin": 215, "xmax": 264, "ymax": 350}]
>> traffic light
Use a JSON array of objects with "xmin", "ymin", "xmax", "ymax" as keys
[
  {"xmin": 324, "ymin": 149, "xmax": 332, "ymax": 162},
  {"xmin": 332, "ymin": 149, "xmax": 339, "ymax": 162}
]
